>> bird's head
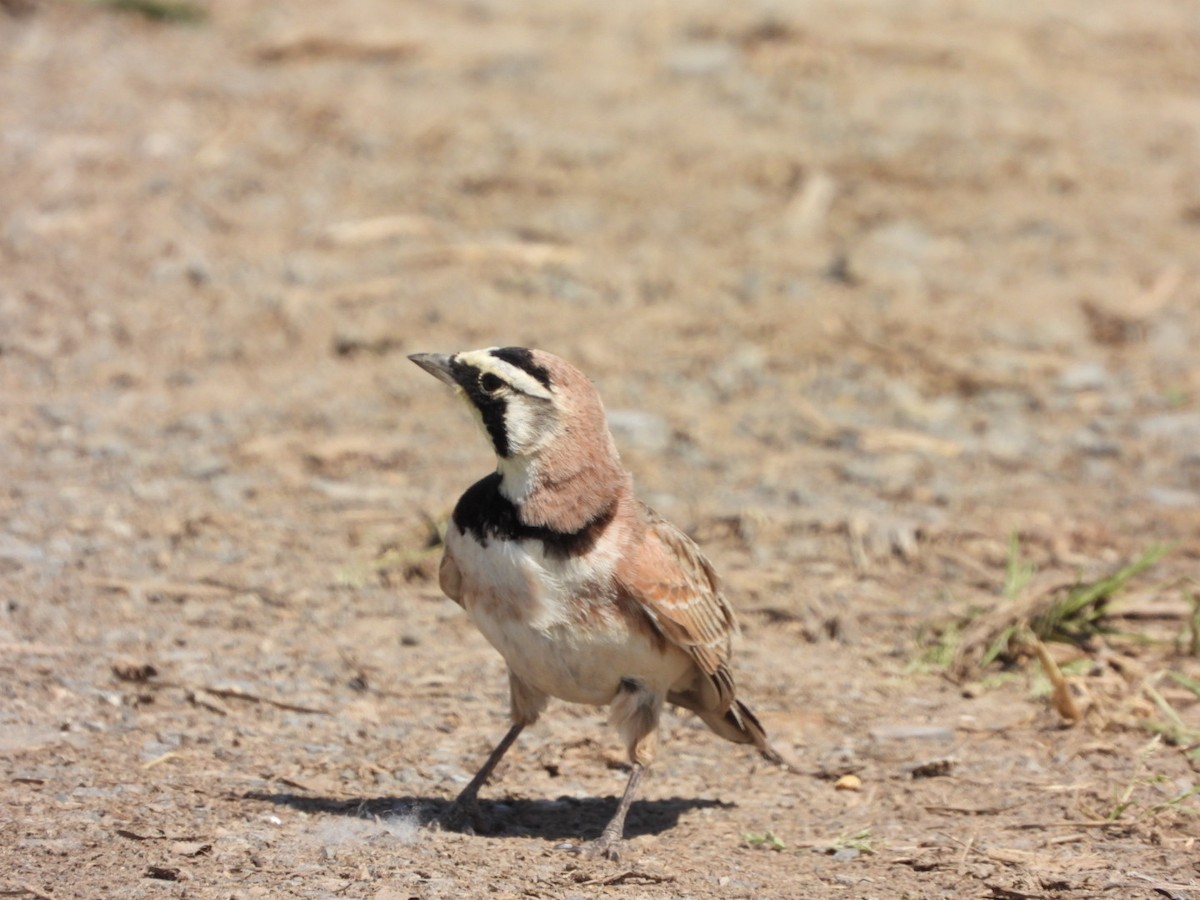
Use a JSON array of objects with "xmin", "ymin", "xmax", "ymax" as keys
[
  {"xmin": 410, "ymin": 347, "xmax": 627, "ymax": 518},
  {"xmin": 409, "ymin": 346, "xmax": 564, "ymax": 459}
]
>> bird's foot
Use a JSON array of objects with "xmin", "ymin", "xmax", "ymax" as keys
[
  {"xmin": 582, "ymin": 829, "xmax": 624, "ymax": 862},
  {"xmin": 439, "ymin": 797, "xmax": 486, "ymax": 835},
  {"xmin": 551, "ymin": 834, "xmax": 623, "ymax": 861}
]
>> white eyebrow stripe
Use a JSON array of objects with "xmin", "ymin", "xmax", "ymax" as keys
[{"xmin": 457, "ymin": 349, "xmax": 553, "ymax": 399}]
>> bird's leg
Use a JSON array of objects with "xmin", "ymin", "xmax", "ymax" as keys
[
  {"xmin": 443, "ymin": 672, "xmax": 545, "ymax": 834},
  {"xmin": 441, "ymin": 721, "xmax": 524, "ymax": 833},
  {"xmin": 584, "ymin": 678, "xmax": 662, "ymax": 860},
  {"xmin": 587, "ymin": 761, "xmax": 646, "ymax": 860}
]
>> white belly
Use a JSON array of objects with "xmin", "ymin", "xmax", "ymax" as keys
[{"xmin": 446, "ymin": 526, "xmax": 689, "ymax": 705}]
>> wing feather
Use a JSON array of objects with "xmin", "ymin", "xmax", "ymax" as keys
[{"xmin": 617, "ymin": 504, "xmax": 739, "ymax": 710}]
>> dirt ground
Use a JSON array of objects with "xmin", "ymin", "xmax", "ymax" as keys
[{"xmin": 2, "ymin": 1, "xmax": 1199, "ymax": 897}]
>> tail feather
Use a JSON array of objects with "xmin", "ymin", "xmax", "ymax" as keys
[{"xmin": 693, "ymin": 698, "xmax": 801, "ymax": 774}]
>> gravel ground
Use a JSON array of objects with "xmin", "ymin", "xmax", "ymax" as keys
[{"xmin": 2, "ymin": 1, "xmax": 1198, "ymax": 897}]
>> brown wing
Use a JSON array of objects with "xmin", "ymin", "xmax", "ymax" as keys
[
  {"xmin": 438, "ymin": 547, "xmax": 464, "ymax": 606},
  {"xmin": 616, "ymin": 504, "xmax": 739, "ymax": 711}
]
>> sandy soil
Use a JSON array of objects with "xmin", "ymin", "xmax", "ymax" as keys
[{"xmin": 2, "ymin": 1, "xmax": 1199, "ymax": 897}]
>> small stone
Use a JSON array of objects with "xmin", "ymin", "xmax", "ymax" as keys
[
  {"xmin": 869, "ymin": 723, "xmax": 954, "ymax": 742},
  {"xmin": 834, "ymin": 774, "xmax": 862, "ymax": 791},
  {"xmin": 112, "ymin": 658, "xmax": 158, "ymax": 682},
  {"xmin": 1147, "ymin": 486, "xmax": 1200, "ymax": 508},
  {"xmin": 1057, "ymin": 362, "xmax": 1112, "ymax": 392},
  {"xmin": 908, "ymin": 758, "xmax": 955, "ymax": 779},
  {"xmin": 982, "ymin": 418, "xmax": 1035, "ymax": 463},
  {"xmin": 664, "ymin": 42, "xmax": 738, "ymax": 77},
  {"xmin": 840, "ymin": 454, "xmax": 921, "ymax": 495},
  {"xmin": 1139, "ymin": 412, "xmax": 1200, "ymax": 443},
  {"xmin": 847, "ymin": 220, "xmax": 960, "ymax": 292},
  {"xmin": 0, "ymin": 534, "xmax": 44, "ymax": 563},
  {"xmin": 0, "ymin": 724, "xmax": 65, "ymax": 753},
  {"xmin": 170, "ymin": 841, "xmax": 211, "ymax": 858},
  {"xmin": 186, "ymin": 259, "xmax": 211, "ymax": 286},
  {"xmin": 1070, "ymin": 427, "xmax": 1120, "ymax": 457}
]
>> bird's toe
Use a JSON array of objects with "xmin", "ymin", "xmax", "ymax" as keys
[{"xmin": 583, "ymin": 834, "xmax": 624, "ymax": 862}]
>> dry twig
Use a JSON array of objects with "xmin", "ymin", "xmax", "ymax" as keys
[
  {"xmin": 574, "ymin": 870, "xmax": 675, "ymax": 887},
  {"xmin": 201, "ymin": 685, "xmax": 330, "ymax": 715}
]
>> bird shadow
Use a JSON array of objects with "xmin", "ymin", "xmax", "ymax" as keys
[{"xmin": 243, "ymin": 790, "xmax": 733, "ymax": 842}]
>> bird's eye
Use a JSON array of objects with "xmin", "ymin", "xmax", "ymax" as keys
[{"xmin": 480, "ymin": 373, "xmax": 504, "ymax": 394}]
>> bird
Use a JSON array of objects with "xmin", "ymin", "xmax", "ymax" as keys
[{"xmin": 409, "ymin": 346, "xmax": 788, "ymax": 860}]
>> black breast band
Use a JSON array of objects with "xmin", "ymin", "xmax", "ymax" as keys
[{"xmin": 452, "ymin": 472, "xmax": 616, "ymax": 559}]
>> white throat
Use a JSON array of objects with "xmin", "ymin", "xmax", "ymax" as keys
[{"xmin": 497, "ymin": 455, "xmax": 539, "ymax": 504}]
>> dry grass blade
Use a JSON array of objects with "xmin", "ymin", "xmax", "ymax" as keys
[
  {"xmin": 984, "ymin": 881, "xmax": 1045, "ymax": 899},
  {"xmin": 201, "ymin": 685, "xmax": 330, "ymax": 715},
  {"xmin": 186, "ymin": 689, "xmax": 230, "ymax": 717},
  {"xmin": 952, "ymin": 575, "xmax": 1075, "ymax": 678},
  {"xmin": 1123, "ymin": 871, "xmax": 1200, "ymax": 898},
  {"xmin": 5, "ymin": 887, "xmax": 55, "ymax": 900},
  {"xmin": 1167, "ymin": 671, "xmax": 1200, "ymax": 699},
  {"xmin": 1142, "ymin": 680, "xmax": 1200, "ymax": 750},
  {"xmin": 1031, "ymin": 545, "xmax": 1172, "ymax": 642},
  {"xmin": 1026, "ymin": 633, "xmax": 1082, "ymax": 724},
  {"xmin": 94, "ymin": 0, "xmax": 206, "ymax": 23},
  {"xmin": 255, "ymin": 35, "xmax": 420, "ymax": 64},
  {"xmin": 1185, "ymin": 589, "xmax": 1200, "ymax": 656},
  {"xmin": 952, "ymin": 546, "xmax": 1171, "ymax": 679}
]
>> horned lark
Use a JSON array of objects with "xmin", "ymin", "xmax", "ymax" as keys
[{"xmin": 410, "ymin": 346, "xmax": 786, "ymax": 859}]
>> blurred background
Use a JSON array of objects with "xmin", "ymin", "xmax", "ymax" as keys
[{"xmin": 2, "ymin": 0, "xmax": 1198, "ymax": 895}]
